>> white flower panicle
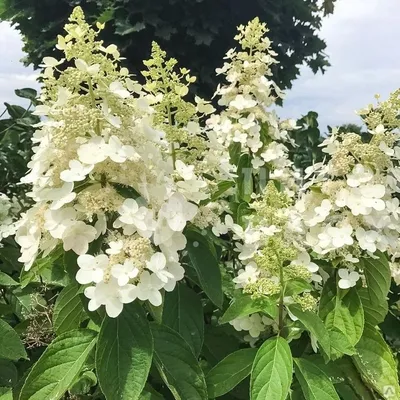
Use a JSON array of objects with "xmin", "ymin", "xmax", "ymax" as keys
[
  {"xmin": 14, "ymin": 6, "xmax": 400, "ymax": 328},
  {"xmin": 15, "ymin": 7, "xmax": 207, "ymax": 317},
  {"xmin": 0, "ymin": 194, "xmax": 19, "ymax": 243},
  {"xmin": 205, "ymin": 18, "xmax": 298, "ymax": 193}
]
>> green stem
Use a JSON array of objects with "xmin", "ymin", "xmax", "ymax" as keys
[
  {"xmin": 276, "ymin": 251, "xmax": 285, "ymax": 335},
  {"xmin": 167, "ymin": 106, "xmax": 176, "ymax": 169}
]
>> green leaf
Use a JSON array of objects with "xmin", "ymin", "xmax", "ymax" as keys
[
  {"xmin": 237, "ymin": 154, "xmax": 253, "ymax": 203},
  {"xmin": 294, "ymin": 358, "xmax": 340, "ymax": 400},
  {"xmin": 288, "ymin": 305, "xmax": 331, "ymax": 359},
  {"xmin": 0, "ymin": 272, "xmax": 18, "ymax": 287},
  {"xmin": 236, "ymin": 202, "xmax": 251, "ymax": 227},
  {"xmin": 359, "ymin": 252, "xmax": 391, "ymax": 306},
  {"xmin": 185, "ymin": 229, "xmax": 223, "ymax": 308},
  {"xmin": 146, "ymin": 300, "xmax": 163, "ymax": 324},
  {"xmin": 229, "ymin": 142, "xmax": 241, "ymax": 165},
  {"xmin": 0, "ymin": 359, "xmax": 18, "ymax": 387},
  {"xmin": 115, "ymin": 19, "xmax": 146, "ymax": 35},
  {"xmin": 139, "ymin": 384, "xmax": 164, "ymax": 400},
  {"xmin": 306, "ymin": 355, "xmax": 374, "ymax": 399},
  {"xmin": 111, "ymin": 182, "xmax": 142, "ymax": 200},
  {"xmin": 96, "ymin": 7, "xmax": 115, "ymax": 24},
  {"xmin": 358, "ymin": 288, "xmax": 388, "ymax": 326},
  {"xmin": 210, "ymin": 180, "xmax": 235, "ymax": 201},
  {"xmin": 206, "ymin": 348, "xmax": 257, "ymax": 398},
  {"xmin": 0, "ymin": 388, "xmax": 12, "ymax": 400},
  {"xmin": 162, "ymin": 284, "xmax": 204, "ymax": 357},
  {"xmin": 327, "ymin": 329, "xmax": 356, "ymax": 359},
  {"xmin": 0, "ymin": 247, "xmax": 23, "ymax": 272},
  {"xmin": 14, "ymin": 88, "xmax": 37, "ymax": 102},
  {"xmin": 324, "ymin": 289, "xmax": 364, "ymax": 346},
  {"xmin": 0, "ymin": 304, "xmax": 12, "ymax": 316},
  {"xmin": 4, "ymin": 103, "xmax": 26, "ymax": 119},
  {"xmin": 353, "ymin": 325, "xmax": 400, "ymax": 398},
  {"xmin": 151, "ymin": 323, "xmax": 208, "ymax": 400},
  {"xmin": 63, "ymin": 250, "xmax": 78, "ymax": 279},
  {"xmin": 20, "ymin": 248, "xmax": 63, "ymax": 288},
  {"xmin": 7, "ymin": 287, "xmax": 44, "ymax": 320},
  {"xmin": 19, "ymin": 329, "xmax": 97, "ymax": 400},
  {"xmin": 250, "ymin": 337, "xmax": 293, "ymax": 400},
  {"xmin": 52, "ymin": 283, "xmax": 86, "ymax": 335},
  {"xmin": 96, "ymin": 302, "xmax": 153, "ymax": 400},
  {"xmin": 284, "ymin": 279, "xmax": 313, "ymax": 297},
  {"xmin": 0, "ymin": 319, "xmax": 26, "ymax": 361},
  {"xmin": 203, "ymin": 326, "xmax": 241, "ymax": 367},
  {"xmin": 220, "ymin": 292, "xmax": 277, "ymax": 324},
  {"xmin": 69, "ymin": 371, "xmax": 97, "ymax": 395}
]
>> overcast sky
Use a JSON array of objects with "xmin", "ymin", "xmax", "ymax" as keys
[
  {"xmin": 0, "ymin": 0, "xmax": 399, "ymax": 131},
  {"xmin": 279, "ymin": 0, "xmax": 400, "ymax": 131}
]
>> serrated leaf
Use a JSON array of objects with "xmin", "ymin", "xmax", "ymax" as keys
[
  {"xmin": 206, "ymin": 348, "xmax": 257, "ymax": 398},
  {"xmin": 52, "ymin": 283, "xmax": 86, "ymax": 335},
  {"xmin": 358, "ymin": 288, "xmax": 387, "ymax": 326},
  {"xmin": 288, "ymin": 305, "xmax": 331, "ymax": 359},
  {"xmin": 294, "ymin": 358, "xmax": 340, "ymax": 400},
  {"xmin": 359, "ymin": 252, "xmax": 391, "ymax": 306},
  {"xmin": 327, "ymin": 329, "xmax": 356, "ymax": 359},
  {"xmin": 306, "ymin": 355, "xmax": 374, "ymax": 399},
  {"xmin": 353, "ymin": 325, "xmax": 400, "ymax": 398},
  {"xmin": 162, "ymin": 284, "xmax": 204, "ymax": 357},
  {"xmin": 250, "ymin": 337, "xmax": 293, "ymax": 400},
  {"xmin": 0, "ymin": 319, "xmax": 26, "ymax": 361},
  {"xmin": 151, "ymin": 323, "xmax": 207, "ymax": 400},
  {"xmin": 325, "ymin": 289, "xmax": 364, "ymax": 346},
  {"xmin": 19, "ymin": 329, "xmax": 97, "ymax": 400},
  {"xmin": 220, "ymin": 292, "xmax": 277, "ymax": 324},
  {"xmin": 96, "ymin": 302, "xmax": 153, "ymax": 400},
  {"xmin": 185, "ymin": 229, "xmax": 223, "ymax": 308}
]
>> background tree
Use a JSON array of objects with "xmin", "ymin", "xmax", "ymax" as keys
[
  {"xmin": 1, "ymin": 0, "xmax": 336, "ymax": 99},
  {"xmin": 0, "ymin": 88, "xmax": 39, "ymax": 198},
  {"xmin": 288, "ymin": 111, "xmax": 324, "ymax": 171}
]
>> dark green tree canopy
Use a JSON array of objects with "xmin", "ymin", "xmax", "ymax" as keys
[{"xmin": 2, "ymin": 0, "xmax": 335, "ymax": 98}]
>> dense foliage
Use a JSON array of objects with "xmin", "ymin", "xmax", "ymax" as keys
[
  {"xmin": 0, "ymin": 89, "xmax": 38, "ymax": 198},
  {"xmin": 1, "ymin": 0, "xmax": 336, "ymax": 98},
  {"xmin": 1, "ymin": 7, "xmax": 400, "ymax": 400}
]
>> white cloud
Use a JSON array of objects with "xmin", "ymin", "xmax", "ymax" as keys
[
  {"xmin": 278, "ymin": 0, "xmax": 400, "ymax": 131},
  {"xmin": 0, "ymin": 22, "xmax": 40, "ymax": 110}
]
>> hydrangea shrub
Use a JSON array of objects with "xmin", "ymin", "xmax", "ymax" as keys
[{"xmin": 1, "ymin": 6, "xmax": 400, "ymax": 400}]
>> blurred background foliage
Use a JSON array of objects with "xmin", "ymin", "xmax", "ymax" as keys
[
  {"xmin": 1, "ymin": 0, "xmax": 336, "ymax": 99},
  {"xmin": 0, "ymin": 88, "xmax": 39, "ymax": 199}
]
